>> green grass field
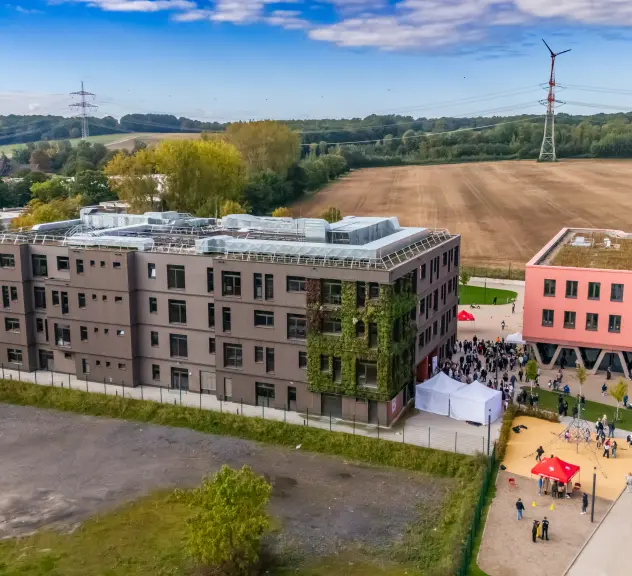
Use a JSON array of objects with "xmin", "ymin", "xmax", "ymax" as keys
[
  {"xmin": 0, "ymin": 134, "xmax": 145, "ymax": 157},
  {"xmin": 521, "ymin": 387, "xmax": 632, "ymax": 430},
  {"xmin": 459, "ymin": 285, "xmax": 517, "ymax": 306}
]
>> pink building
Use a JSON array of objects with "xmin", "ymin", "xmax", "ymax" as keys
[{"xmin": 523, "ymin": 228, "xmax": 632, "ymax": 377}]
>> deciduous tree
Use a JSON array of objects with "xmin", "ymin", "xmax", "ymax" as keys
[
  {"xmin": 174, "ymin": 465, "xmax": 271, "ymax": 575},
  {"xmin": 226, "ymin": 120, "xmax": 300, "ymax": 177},
  {"xmin": 609, "ymin": 378, "xmax": 628, "ymax": 421},
  {"xmin": 321, "ymin": 206, "xmax": 341, "ymax": 223},
  {"xmin": 11, "ymin": 197, "xmax": 80, "ymax": 229},
  {"xmin": 104, "ymin": 149, "xmax": 159, "ymax": 213},
  {"xmin": 271, "ymin": 206, "xmax": 292, "ymax": 217},
  {"xmin": 30, "ymin": 177, "xmax": 69, "ymax": 203},
  {"xmin": 72, "ymin": 170, "xmax": 116, "ymax": 206},
  {"xmin": 220, "ymin": 199, "xmax": 246, "ymax": 217}
]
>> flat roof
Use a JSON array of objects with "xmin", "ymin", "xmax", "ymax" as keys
[
  {"xmin": 0, "ymin": 211, "xmax": 456, "ymax": 271},
  {"xmin": 532, "ymin": 228, "xmax": 632, "ymax": 271}
]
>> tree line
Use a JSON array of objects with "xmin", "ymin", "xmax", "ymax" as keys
[{"xmin": 3, "ymin": 121, "xmax": 349, "ymax": 228}]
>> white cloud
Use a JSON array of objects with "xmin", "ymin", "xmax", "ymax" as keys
[
  {"xmin": 52, "ymin": 0, "xmax": 632, "ymax": 50},
  {"xmin": 14, "ymin": 5, "xmax": 44, "ymax": 13}
]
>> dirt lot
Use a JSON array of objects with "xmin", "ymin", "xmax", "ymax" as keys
[
  {"xmin": 293, "ymin": 160, "xmax": 632, "ymax": 268},
  {"xmin": 0, "ymin": 404, "xmax": 449, "ymax": 557},
  {"xmin": 106, "ymin": 132, "xmax": 201, "ymax": 152},
  {"xmin": 478, "ymin": 472, "xmax": 610, "ymax": 576}
]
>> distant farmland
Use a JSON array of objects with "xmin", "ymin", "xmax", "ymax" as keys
[
  {"xmin": 0, "ymin": 132, "xmax": 201, "ymax": 157},
  {"xmin": 292, "ymin": 160, "xmax": 632, "ymax": 269}
]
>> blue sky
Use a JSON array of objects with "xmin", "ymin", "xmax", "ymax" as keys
[{"xmin": 2, "ymin": 1, "xmax": 632, "ymax": 121}]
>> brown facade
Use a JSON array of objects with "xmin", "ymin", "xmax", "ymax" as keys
[{"xmin": 0, "ymin": 235, "xmax": 460, "ymax": 423}]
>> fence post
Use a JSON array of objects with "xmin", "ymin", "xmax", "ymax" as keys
[
  {"xmin": 402, "ymin": 421, "xmax": 405, "ymax": 443},
  {"xmin": 35, "ymin": 369, "xmax": 37, "ymax": 384},
  {"xmin": 179, "ymin": 385, "xmax": 182, "ymax": 405},
  {"xmin": 377, "ymin": 418, "xmax": 380, "ymax": 439},
  {"xmin": 17, "ymin": 366, "xmax": 20, "ymax": 381},
  {"xmin": 160, "ymin": 387, "xmax": 163, "ymax": 403},
  {"xmin": 284, "ymin": 404, "xmax": 286, "ymax": 423},
  {"xmin": 1, "ymin": 362, "xmax": 4, "ymax": 379},
  {"xmin": 428, "ymin": 427, "xmax": 431, "ymax": 448},
  {"xmin": 122, "ymin": 384, "xmax": 124, "ymax": 399},
  {"xmin": 51, "ymin": 371, "xmax": 53, "ymax": 386},
  {"xmin": 329, "ymin": 411, "xmax": 332, "ymax": 432},
  {"xmin": 353, "ymin": 414, "xmax": 355, "ymax": 435},
  {"xmin": 220, "ymin": 398, "xmax": 223, "ymax": 412},
  {"xmin": 262, "ymin": 403, "xmax": 264, "ymax": 419},
  {"xmin": 85, "ymin": 374, "xmax": 88, "ymax": 392},
  {"xmin": 199, "ymin": 391, "xmax": 202, "ymax": 409},
  {"xmin": 68, "ymin": 373, "xmax": 71, "ymax": 388},
  {"xmin": 141, "ymin": 385, "xmax": 144, "ymax": 401},
  {"xmin": 306, "ymin": 407, "xmax": 309, "ymax": 427},
  {"xmin": 455, "ymin": 431, "xmax": 457, "ymax": 453}
]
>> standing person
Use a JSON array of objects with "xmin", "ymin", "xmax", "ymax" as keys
[
  {"xmin": 626, "ymin": 472, "xmax": 632, "ymax": 493},
  {"xmin": 519, "ymin": 368, "xmax": 523, "ymax": 382},
  {"xmin": 607, "ymin": 366, "xmax": 612, "ymax": 380},
  {"xmin": 512, "ymin": 301, "xmax": 516, "ymax": 313},
  {"xmin": 541, "ymin": 516, "xmax": 549, "ymax": 541},
  {"xmin": 608, "ymin": 420, "xmax": 615, "ymax": 438},
  {"xmin": 516, "ymin": 498, "xmax": 525, "ymax": 520},
  {"xmin": 532, "ymin": 520, "xmax": 539, "ymax": 543},
  {"xmin": 538, "ymin": 476, "xmax": 543, "ymax": 496},
  {"xmin": 501, "ymin": 320, "xmax": 505, "ymax": 330},
  {"xmin": 582, "ymin": 492, "xmax": 588, "ymax": 515},
  {"xmin": 552, "ymin": 481, "xmax": 558, "ymax": 499},
  {"xmin": 603, "ymin": 439, "xmax": 611, "ymax": 459},
  {"xmin": 536, "ymin": 446, "xmax": 544, "ymax": 462},
  {"xmin": 612, "ymin": 440, "xmax": 618, "ymax": 459}
]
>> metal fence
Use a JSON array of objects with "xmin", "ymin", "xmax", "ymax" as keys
[
  {"xmin": 456, "ymin": 443, "xmax": 497, "ymax": 576},
  {"xmin": 0, "ymin": 365, "xmax": 490, "ymax": 457}
]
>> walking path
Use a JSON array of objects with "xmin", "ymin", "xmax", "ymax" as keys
[
  {"xmin": 0, "ymin": 366, "xmax": 494, "ymax": 456},
  {"xmin": 566, "ymin": 488, "xmax": 631, "ymax": 576}
]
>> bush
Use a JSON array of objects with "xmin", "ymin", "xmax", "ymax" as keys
[
  {"xmin": 174, "ymin": 465, "xmax": 271, "ymax": 575},
  {"xmin": 516, "ymin": 406, "xmax": 560, "ymax": 422},
  {"xmin": 496, "ymin": 405, "xmax": 517, "ymax": 463}
]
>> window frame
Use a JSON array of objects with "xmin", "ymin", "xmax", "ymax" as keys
[
  {"xmin": 563, "ymin": 311, "xmax": 576, "ymax": 329},
  {"xmin": 298, "ymin": 350, "xmax": 307, "ymax": 369},
  {"xmin": 586, "ymin": 312, "xmax": 599, "ymax": 331},
  {"xmin": 207, "ymin": 268, "xmax": 214, "ymax": 293},
  {"xmin": 169, "ymin": 333, "xmax": 188, "ymax": 358},
  {"xmin": 0, "ymin": 254, "xmax": 15, "ymax": 268},
  {"xmin": 166, "ymin": 264, "xmax": 186, "ymax": 290},
  {"xmin": 357, "ymin": 360, "xmax": 378, "ymax": 388},
  {"xmin": 222, "ymin": 271, "xmax": 242, "ymax": 297},
  {"xmin": 608, "ymin": 314, "xmax": 621, "ymax": 334},
  {"xmin": 322, "ymin": 318, "xmax": 342, "ymax": 335},
  {"xmin": 565, "ymin": 280, "xmax": 578, "ymax": 299},
  {"xmin": 254, "ymin": 310, "xmax": 275, "ymax": 328},
  {"xmin": 610, "ymin": 283, "xmax": 624, "ymax": 303},
  {"xmin": 588, "ymin": 282, "xmax": 601, "ymax": 301},
  {"xmin": 148, "ymin": 263, "xmax": 156, "ymax": 279},
  {"xmin": 78, "ymin": 293, "xmax": 86, "ymax": 308},
  {"xmin": 151, "ymin": 331, "xmax": 159, "ymax": 347},
  {"xmin": 541, "ymin": 309, "xmax": 554, "ymax": 327},
  {"xmin": 287, "ymin": 314, "xmax": 307, "ymax": 340},
  {"xmin": 224, "ymin": 343, "xmax": 243, "ymax": 368},
  {"xmin": 4, "ymin": 317, "xmax": 20, "ymax": 332},
  {"xmin": 167, "ymin": 299, "xmax": 187, "ymax": 325},
  {"xmin": 33, "ymin": 286, "xmax": 46, "ymax": 309},
  {"xmin": 543, "ymin": 279, "xmax": 556, "ymax": 297},
  {"xmin": 222, "ymin": 307, "xmax": 231, "ymax": 332},
  {"xmin": 287, "ymin": 276, "xmax": 306, "ymax": 292},
  {"xmin": 149, "ymin": 297, "xmax": 158, "ymax": 314},
  {"xmin": 31, "ymin": 254, "xmax": 48, "ymax": 277},
  {"xmin": 56, "ymin": 256, "xmax": 70, "ymax": 271},
  {"xmin": 322, "ymin": 280, "xmax": 342, "ymax": 305},
  {"xmin": 7, "ymin": 348, "xmax": 23, "ymax": 364},
  {"xmin": 208, "ymin": 303, "xmax": 215, "ymax": 328}
]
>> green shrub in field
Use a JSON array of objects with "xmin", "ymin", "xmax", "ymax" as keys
[{"xmin": 174, "ymin": 465, "xmax": 271, "ymax": 575}]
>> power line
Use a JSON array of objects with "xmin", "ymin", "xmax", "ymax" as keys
[{"xmin": 69, "ymin": 81, "xmax": 97, "ymax": 139}]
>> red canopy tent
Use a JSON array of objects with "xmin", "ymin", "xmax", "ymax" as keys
[
  {"xmin": 531, "ymin": 456, "xmax": 580, "ymax": 484},
  {"xmin": 458, "ymin": 310, "xmax": 475, "ymax": 322}
]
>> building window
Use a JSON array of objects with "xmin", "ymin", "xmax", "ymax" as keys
[
  {"xmin": 104, "ymin": 328, "xmax": 109, "ymax": 334},
  {"xmin": 80, "ymin": 326, "xmax": 88, "ymax": 341},
  {"xmin": 443, "ymin": 251, "xmax": 448, "ymax": 266},
  {"xmin": 209, "ymin": 337, "xmax": 216, "ymax": 353},
  {"xmin": 609, "ymin": 315, "xmax": 621, "ymax": 334},
  {"xmin": 563, "ymin": 311, "xmax": 576, "ymax": 329},
  {"xmin": 116, "ymin": 329, "xmax": 124, "ymax": 336},
  {"xmin": 368, "ymin": 282, "xmax": 380, "ymax": 299},
  {"xmin": 332, "ymin": 356, "xmax": 342, "ymax": 383},
  {"xmin": 207, "ymin": 268, "xmax": 214, "ymax": 292},
  {"xmin": 588, "ymin": 282, "xmax": 600, "ymax": 300},
  {"xmin": 254, "ymin": 310, "xmax": 274, "ymax": 328},
  {"xmin": 420, "ymin": 263, "xmax": 426, "ymax": 280},
  {"xmin": 78, "ymin": 293, "xmax": 86, "ymax": 308},
  {"xmin": 8, "ymin": 286, "xmax": 16, "ymax": 302},
  {"xmin": 90, "ymin": 260, "xmax": 95, "ymax": 267},
  {"xmin": 169, "ymin": 334, "xmax": 188, "ymax": 358},
  {"xmin": 0, "ymin": 254, "xmax": 15, "ymax": 268},
  {"xmin": 320, "ymin": 354, "xmax": 329, "ymax": 372},
  {"xmin": 254, "ymin": 273, "xmax": 263, "ymax": 300},
  {"xmin": 102, "ymin": 294, "xmax": 107, "ymax": 302},
  {"xmin": 255, "ymin": 382, "xmax": 274, "ymax": 406},
  {"xmin": 113, "ymin": 262, "xmax": 121, "ymax": 269},
  {"xmin": 118, "ymin": 363, "xmax": 126, "ymax": 370},
  {"xmin": 149, "ymin": 297, "xmax": 158, "ymax": 313},
  {"xmin": 34, "ymin": 287, "xmax": 46, "ymax": 309},
  {"xmin": 167, "ymin": 265, "xmax": 185, "ymax": 289},
  {"xmin": 148, "ymin": 263, "xmax": 156, "ymax": 279},
  {"xmin": 565, "ymin": 280, "xmax": 578, "ymax": 298},
  {"xmin": 222, "ymin": 272, "xmax": 241, "ymax": 297},
  {"xmin": 322, "ymin": 280, "xmax": 342, "ymax": 305},
  {"xmin": 357, "ymin": 282, "xmax": 366, "ymax": 307},
  {"xmin": 266, "ymin": 347, "xmax": 275, "ymax": 373},
  {"xmin": 54, "ymin": 324, "xmax": 71, "ymax": 346},
  {"xmin": 208, "ymin": 303, "xmax": 215, "ymax": 328},
  {"xmin": 114, "ymin": 296, "xmax": 122, "ymax": 302},
  {"xmin": 611, "ymin": 283, "xmax": 624, "ymax": 302},
  {"xmin": 222, "ymin": 307, "xmax": 231, "ymax": 332},
  {"xmin": 543, "ymin": 279, "xmax": 556, "ymax": 297},
  {"xmin": 5, "ymin": 317, "xmax": 19, "ymax": 332},
  {"xmin": 298, "ymin": 351, "xmax": 307, "ymax": 369},
  {"xmin": 52, "ymin": 291, "xmax": 60, "ymax": 306},
  {"xmin": 355, "ymin": 320, "xmax": 365, "ymax": 337},
  {"xmin": 542, "ymin": 309, "xmax": 554, "ymax": 327},
  {"xmin": 433, "ymin": 320, "xmax": 438, "ymax": 336},
  {"xmin": 419, "ymin": 332, "xmax": 425, "ymax": 349},
  {"xmin": 357, "ymin": 360, "xmax": 377, "ymax": 388},
  {"xmin": 322, "ymin": 318, "xmax": 342, "ymax": 334},
  {"xmin": 57, "ymin": 256, "xmax": 70, "ymax": 271},
  {"xmin": 92, "ymin": 294, "xmax": 97, "ymax": 301},
  {"xmin": 168, "ymin": 300, "xmax": 187, "ymax": 324},
  {"xmin": 1, "ymin": 286, "xmax": 8, "ymax": 308},
  {"xmin": 368, "ymin": 322, "xmax": 378, "ymax": 348},
  {"xmin": 287, "ymin": 314, "xmax": 306, "ymax": 340},
  {"xmin": 32, "ymin": 255, "xmax": 48, "ymax": 277},
  {"xmin": 152, "ymin": 364, "xmax": 160, "ymax": 381},
  {"xmin": 287, "ymin": 276, "xmax": 305, "ymax": 292},
  {"xmin": 100, "ymin": 261, "xmax": 105, "ymax": 268},
  {"xmin": 75, "ymin": 259, "xmax": 84, "ymax": 274},
  {"xmin": 36, "ymin": 318, "xmax": 44, "ymax": 333},
  {"xmin": 420, "ymin": 298, "xmax": 425, "ymax": 315},
  {"xmin": 151, "ymin": 331, "xmax": 159, "ymax": 347},
  {"xmin": 255, "ymin": 346, "xmax": 264, "ymax": 363},
  {"xmin": 586, "ymin": 313, "xmax": 599, "ymax": 331},
  {"xmin": 8, "ymin": 348, "xmax": 22, "ymax": 364},
  {"xmin": 265, "ymin": 274, "xmax": 274, "ymax": 300},
  {"xmin": 224, "ymin": 343, "xmax": 243, "ymax": 368}
]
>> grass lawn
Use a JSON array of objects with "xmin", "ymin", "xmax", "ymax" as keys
[
  {"xmin": 522, "ymin": 387, "xmax": 632, "ymax": 430},
  {"xmin": 459, "ymin": 285, "xmax": 517, "ymax": 306}
]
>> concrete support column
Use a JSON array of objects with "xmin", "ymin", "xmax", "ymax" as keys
[
  {"xmin": 617, "ymin": 352, "xmax": 630, "ymax": 379},
  {"xmin": 591, "ymin": 349, "xmax": 607, "ymax": 376}
]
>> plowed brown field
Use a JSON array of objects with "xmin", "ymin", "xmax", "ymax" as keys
[{"xmin": 293, "ymin": 160, "xmax": 632, "ymax": 268}]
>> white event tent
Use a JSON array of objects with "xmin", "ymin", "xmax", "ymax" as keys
[
  {"xmin": 415, "ymin": 372, "xmax": 465, "ymax": 416},
  {"xmin": 449, "ymin": 381, "xmax": 502, "ymax": 424},
  {"xmin": 506, "ymin": 332, "xmax": 525, "ymax": 344}
]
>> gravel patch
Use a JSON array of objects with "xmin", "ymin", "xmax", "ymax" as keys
[{"xmin": 0, "ymin": 404, "xmax": 451, "ymax": 557}]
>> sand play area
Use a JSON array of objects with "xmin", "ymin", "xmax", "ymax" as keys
[{"xmin": 502, "ymin": 416, "xmax": 630, "ymax": 500}]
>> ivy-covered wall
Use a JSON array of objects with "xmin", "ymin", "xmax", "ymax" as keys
[{"xmin": 306, "ymin": 276, "xmax": 417, "ymax": 402}]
